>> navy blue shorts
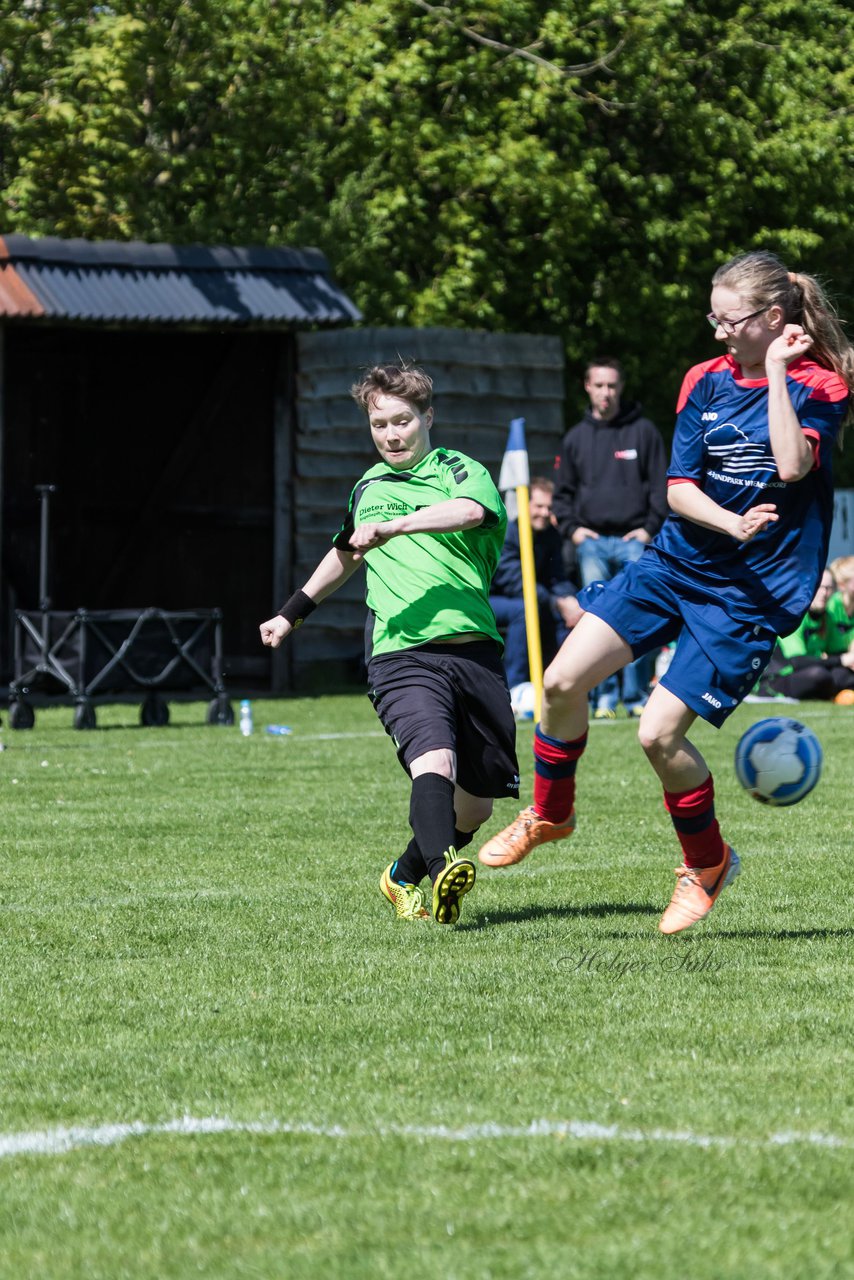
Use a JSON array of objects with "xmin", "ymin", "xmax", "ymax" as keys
[
  {"xmin": 579, "ymin": 554, "xmax": 777, "ymax": 728},
  {"xmin": 367, "ymin": 642, "xmax": 520, "ymax": 798}
]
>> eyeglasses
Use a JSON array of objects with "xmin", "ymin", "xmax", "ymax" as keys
[{"xmin": 706, "ymin": 307, "xmax": 768, "ymax": 335}]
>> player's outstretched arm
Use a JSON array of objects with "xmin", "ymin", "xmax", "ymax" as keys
[
  {"xmin": 259, "ymin": 547, "xmax": 363, "ymax": 648},
  {"xmin": 348, "ymin": 498, "xmax": 486, "ymax": 551},
  {"xmin": 668, "ymin": 481, "xmax": 779, "ymax": 543}
]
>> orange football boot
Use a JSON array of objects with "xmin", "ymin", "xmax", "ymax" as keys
[
  {"xmin": 478, "ymin": 806, "xmax": 575, "ymax": 868},
  {"xmin": 658, "ymin": 844, "xmax": 741, "ymax": 935}
]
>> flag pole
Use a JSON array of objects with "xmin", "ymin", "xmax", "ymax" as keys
[
  {"xmin": 516, "ymin": 482, "xmax": 543, "ymax": 717},
  {"xmin": 498, "ymin": 417, "xmax": 543, "ymax": 720}
]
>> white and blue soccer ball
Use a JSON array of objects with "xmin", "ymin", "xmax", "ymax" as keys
[
  {"xmin": 510, "ymin": 681, "xmax": 536, "ymax": 721},
  {"xmin": 734, "ymin": 717, "xmax": 822, "ymax": 807}
]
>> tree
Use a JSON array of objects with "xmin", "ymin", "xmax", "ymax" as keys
[
  {"xmin": 0, "ymin": 1, "xmax": 325, "ymax": 240},
  {"xmin": 1, "ymin": 0, "xmax": 852, "ymax": 471}
]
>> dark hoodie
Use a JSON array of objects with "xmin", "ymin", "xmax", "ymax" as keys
[{"xmin": 551, "ymin": 401, "xmax": 668, "ymax": 540}]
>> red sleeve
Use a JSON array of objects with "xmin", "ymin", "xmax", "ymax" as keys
[{"xmin": 675, "ymin": 356, "xmax": 731, "ymax": 413}]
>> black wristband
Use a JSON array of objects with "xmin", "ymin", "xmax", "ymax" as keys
[{"xmin": 278, "ymin": 589, "xmax": 317, "ymax": 628}]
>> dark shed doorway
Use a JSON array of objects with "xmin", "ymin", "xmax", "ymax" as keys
[
  {"xmin": 0, "ymin": 236, "xmax": 360, "ymax": 689},
  {"xmin": 3, "ymin": 326, "xmax": 282, "ymax": 684}
]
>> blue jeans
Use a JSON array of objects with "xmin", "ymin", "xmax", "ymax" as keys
[
  {"xmin": 490, "ymin": 595, "xmax": 569, "ymax": 688},
  {"xmin": 576, "ymin": 536, "xmax": 652, "ymax": 711}
]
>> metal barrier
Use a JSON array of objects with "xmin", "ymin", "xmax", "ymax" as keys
[{"xmin": 9, "ymin": 606, "xmax": 233, "ymax": 729}]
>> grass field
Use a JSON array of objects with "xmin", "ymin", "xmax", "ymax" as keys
[{"xmin": 0, "ymin": 693, "xmax": 852, "ymax": 1278}]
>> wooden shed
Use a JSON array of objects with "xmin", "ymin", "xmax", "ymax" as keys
[
  {"xmin": 0, "ymin": 234, "xmax": 360, "ymax": 690},
  {"xmin": 0, "ymin": 236, "xmax": 567, "ymax": 694}
]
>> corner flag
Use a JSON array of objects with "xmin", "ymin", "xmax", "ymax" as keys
[
  {"xmin": 498, "ymin": 417, "xmax": 543, "ymax": 716},
  {"xmin": 498, "ymin": 416, "xmax": 530, "ymax": 521}
]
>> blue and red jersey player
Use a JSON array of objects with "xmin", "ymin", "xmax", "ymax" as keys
[
  {"xmin": 479, "ymin": 250, "xmax": 853, "ymax": 935},
  {"xmin": 661, "ymin": 353, "xmax": 842, "ymax": 639}
]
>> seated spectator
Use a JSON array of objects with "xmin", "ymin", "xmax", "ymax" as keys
[
  {"xmin": 828, "ymin": 554, "xmax": 854, "ymax": 653},
  {"xmin": 490, "ymin": 478, "xmax": 582, "ymax": 689},
  {"xmin": 749, "ymin": 567, "xmax": 854, "ymax": 703}
]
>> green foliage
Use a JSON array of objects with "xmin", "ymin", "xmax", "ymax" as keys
[
  {"xmin": 1, "ymin": 0, "xmax": 853, "ymax": 460},
  {"xmin": 0, "ymin": 696, "xmax": 852, "ymax": 1275},
  {"xmin": 0, "ymin": 0, "xmax": 326, "ymax": 238}
]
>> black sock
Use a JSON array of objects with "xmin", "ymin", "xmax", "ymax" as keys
[
  {"xmin": 409, "ymin": 773, "xmax": 457, "ymax": 883},
  {"xmin": 393, "ymin": 827, "xmax": 475, "ymax": 885},
  {"xmin": 391, "ymin": 838, "xmax": 429, "ymax": 886}
]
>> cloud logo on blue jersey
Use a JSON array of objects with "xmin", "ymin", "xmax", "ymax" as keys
[{"xmin": 703, "ymin": 423, "xmax": 777, "ymax": 475}]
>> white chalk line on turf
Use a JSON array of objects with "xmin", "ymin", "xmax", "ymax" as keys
[{"xmin": 0, "ymin": 1115, "xmax": 851, "ymax": 1160}]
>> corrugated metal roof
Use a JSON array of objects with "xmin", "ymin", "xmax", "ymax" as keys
[{"xmin": 0, "ymin": 234, "xmax": 361, "ymax": 328}]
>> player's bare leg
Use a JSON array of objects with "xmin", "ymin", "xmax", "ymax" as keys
[
  {"xmin": 454, "ymin": 787, "xmax": 493, "ymax": 838},
  {"xmin": 541, "ymin": 612, "xmax": 635, "ymax": 741},
  {"xmin": 479, "ymin": 615, "xmax": 632, "ymax": 867},
  {"xmin": 636, "ymin": 683, "xmax": 705, "ymax": 790},
  {"xmin": 638, "ymin": 685, "xmax": 740, "ymax": 934}
]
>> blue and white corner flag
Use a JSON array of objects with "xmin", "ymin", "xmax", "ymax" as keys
[
  {"xmin": 497, "ymin": 415, "xmax": 543, "ymax": 712},
  {"xmin": 498, "ymin": 417, "xmax": 530, "ymax": 520}
]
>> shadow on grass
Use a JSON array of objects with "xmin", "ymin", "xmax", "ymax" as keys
[{"xmin": 458, "ymin": 901, "xmax": 659, "ymax": 931}]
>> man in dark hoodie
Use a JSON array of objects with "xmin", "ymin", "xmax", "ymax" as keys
[{"xmin": 552, "ymin": 358, "xmax": 668, "ymax": 717}]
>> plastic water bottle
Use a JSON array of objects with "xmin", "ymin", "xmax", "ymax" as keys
[
  {"xmin": 239, "ymin": 699, "xmax": 253, "ymax": 736},
  {"xmin": 265, "ymin": 724, "xmax": 292, "ymax": 736}
]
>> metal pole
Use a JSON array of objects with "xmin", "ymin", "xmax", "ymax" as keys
[{"xmin": 35, "ymin": 483, "xmax": 57, "ymax": 616}]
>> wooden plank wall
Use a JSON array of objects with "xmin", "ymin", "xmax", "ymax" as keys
[{"xmin": 291, "ymin": 327, "xmax": 565, "ymax": 673}]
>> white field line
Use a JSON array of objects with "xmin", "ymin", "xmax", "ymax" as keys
[{"xmin": 0, "ymin": 1115, "xmax": 851, "ymax": 1161}]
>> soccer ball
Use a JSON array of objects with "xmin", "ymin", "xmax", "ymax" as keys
[
  {"xmin": 510, "ymin": 681, "xmax": 536, "ymax": 720},
  {"xmin": 734, "ymin": 717, "xmax": 822, "ymax": 806}
]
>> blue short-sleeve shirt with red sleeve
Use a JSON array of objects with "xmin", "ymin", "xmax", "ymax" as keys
[{"xmin": 652, "ymin": 354, "xmax": 847, "ymax": 634}]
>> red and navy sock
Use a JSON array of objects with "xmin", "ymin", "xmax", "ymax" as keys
[
  {"xmin": 663, "ymin": 775, "xmax": 725, "ymax": 869},
  {"xmin": 408, "ymin": 773, "xmax": 458, "ymax": 882},
  {"xmin": 532, "ymin": 725, "xmax": 588, "ymax": 824}
]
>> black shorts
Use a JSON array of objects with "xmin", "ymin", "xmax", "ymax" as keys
[{"xmin": 367, "ymin": 642, "xmax": 520, "ymax": 799}]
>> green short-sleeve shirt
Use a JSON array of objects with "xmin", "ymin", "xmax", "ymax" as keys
[
  {"xmin": 825, "ymin": 591, "xmax": 854, "ymax": 655},
  {"xmin": 333, "ymin": 448, "xmax": 506, "ymax": 657},
  {"xmin": 778, "ymin": 613, "xmax": 828, "ymax": 659},
  {"xmin": 779, "ymin": 593, "xmax": 854, "ymax": 658}
]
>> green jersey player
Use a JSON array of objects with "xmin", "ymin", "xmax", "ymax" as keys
[{"xmin": 260, "ymin": 363, "xmax": 519, "ymax": 925}]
